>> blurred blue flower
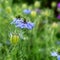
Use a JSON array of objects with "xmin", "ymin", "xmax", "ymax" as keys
[
  {"xmin": 57, "ymin": 55, "xmax": 60, "ymax": 60},
  {"xmin": 11, "ymin": 17, "xmax": 34, "ymax": 30},
  {"xmin": 11, "ymin": 18, "xmax": 34, "ymax": 30},
  {"xmin": 11, "ymin": 18, "xmax": 23, "ymax": 25},
  {"xmin": 23, "ymin": 9, "xmax": 31, "ymax": 14},
  {"xmin": 16, "ymin": 20, "xmax": 34, "ymax": 30},
  {"xmin": 51, "ymin": 51, "xmax": 58, "ymax": 56}
]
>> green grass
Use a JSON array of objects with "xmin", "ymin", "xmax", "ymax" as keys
[{"xmin": 0, "ymin": 0, "xmax": 60, "ymax": 60}]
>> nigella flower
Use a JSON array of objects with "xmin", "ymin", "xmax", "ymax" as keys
[
  {"xmin": 23, "ymin": 9, "xmax": 31, "ymax": 14},
  {"xmin": 57, "ymin": 14, "xmax": 60, "ymax": 19},
  {"xmin": 51, "ymin": 50, "xmax": 60, "ymax": 60},
  {"xmin": 11, "ymin": 18, "xmax": 23, "ymax": 25},
  {"xmin": 57, "ymin": 2, "xmax": 60, "ymax": 8},
  {"xmin": 11, "ymin": 16, "xmax": 34, "ymax": 30},
  {"xmin": 16, "ymin": 19, "xmax": 34, "ymax": 30},
  {"xmin": 57, "ymin": 55, "xmax": 60, "ymax": 60},
  {"xmin": 11, "ymin": 15, "xmax": 23, "ymax": 25},
  {"xmin": 51, "ymin": 51, "xmax": 58, "ymax": 56}
]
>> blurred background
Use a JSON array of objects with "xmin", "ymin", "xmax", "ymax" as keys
[{"xmin": 0, "ymin": 0, "xmax": 60, "ymax": 60}]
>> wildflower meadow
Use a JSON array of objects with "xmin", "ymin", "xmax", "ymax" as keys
[{"xmin": 0, "ymin": 0, "xmax": 60, "ymax": 60}]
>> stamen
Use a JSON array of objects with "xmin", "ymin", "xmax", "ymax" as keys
[
  {"xmin": 24, "ymin": 18, "xmax": 27, "ymax": 23},
  {"xmin": 16, "ymin": 15, "xmax": 21, "ymax": 19}
]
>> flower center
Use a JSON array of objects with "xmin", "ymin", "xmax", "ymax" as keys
[
  {"xmin": 16, "ymin": 15, "xmax": 21, "ymax": 19},
  {"xmin": 23, "ymin": 18, "xmax": 27, "ymax": 23}
]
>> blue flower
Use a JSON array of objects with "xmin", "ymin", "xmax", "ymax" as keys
[
  {"xmin": 16, "ymin": 20, "xmax": 34, "ymax": 30},
  {"xmin": 11, "ymin": 18, "xmax": 23, "ymax": 25},
  {"xmin": 23, "ymin": 9, "xmax": 31, "ymax": 14},
  {"xmin": 11, "ymin": 17, "xmax": 34, "ymax": 30},
  {"xmin": 51, "ymin": 51, "xmax": 58, "ymax": 56},
  {"xmin": 57, "ymin": 55, "xmax": 60, "ymax": 60}
]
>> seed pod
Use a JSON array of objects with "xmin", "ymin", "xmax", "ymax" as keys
[{"xmin": 10, "ymin": 33, "xmax": 19, "ymax": 44}]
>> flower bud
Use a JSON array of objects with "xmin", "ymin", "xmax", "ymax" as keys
[
  {"xmin": 31, "ymin": 11, "xmax": 36, "ymax": 17},
  {"xmin": 34, "ymin": 1, "xmax": 40, "ymax": 8},
  {"xmin": 6, "ymin": 6, "xmax": 12, "ymax": 14},
  {"xmin": 51, "ymin": 22, "xmax": 58, "ymax": 28},
  {"xmin": 57, "ymin": 8, "xmax": 60, "ymax": 12},
  {"xmin": 51, "ymin": 1, "xmax": 57, "ymax": 8},
  {"xmin": 22, "ymin": 3, "xmax": 27, "ymax": 9},
  {"xmin": 10, "ymin": 33, "xmax": 19, "ymax": 44}
]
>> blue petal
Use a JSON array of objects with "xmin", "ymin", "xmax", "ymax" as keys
[
  {"xmin": 27, "ymin": 24, "xmax": 33, "ymax": 29},
  {"xmin": 11, "ymin": 18, "xmax": 24, "ymax": 25},
  {"xmin": 14, "ymin": 19, "xmax": 34, "ymax": 30},
  {"xmin": 16, "ymin": 23, "xmax": 27, "ymax": 29},
  {"xmin": 57, "ymin": 55, "xmax": 60, "ymax": 60},
  {"xmin": 26, "ymin": 22, "xmax": 34, "ymax": 29},
  {"xmin": 23, "ymin": 9, "xmax": 31, "ymax": 14},
  {"xmin": 51, "ymin": 51, "xmax": 58, "ymax": 56},
  {"xmin": 15, "ymin": 19, "xmax": 23, "ymax": 25}
]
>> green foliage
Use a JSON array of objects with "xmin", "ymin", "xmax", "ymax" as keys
[{"xmin": 0, "ymin": 0, "xmax": 60, "ymax": 60}]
